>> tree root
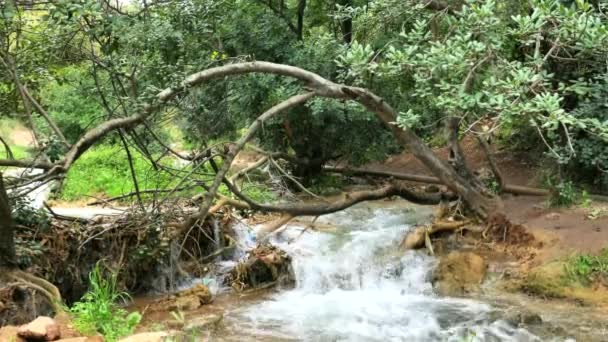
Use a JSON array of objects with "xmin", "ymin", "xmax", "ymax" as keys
[{"xmin": 7, "ymin": 270, "xmax": 64, "ymax": 314}]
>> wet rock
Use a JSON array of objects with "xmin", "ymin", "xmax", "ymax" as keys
[
  {"xmin": 0, "ymin": 326, "xmax": 26, "ymax": 342},
  {"xmin": 225, "ymin": 244, "xmax": 294, "ymax": 291},
  {"xmin": 169, "ymin": 284, "xmax": 213, "ymax": 311},
  {"xmin": 432, "ymin": 251, "xmax": 487, "ymax": 296},
  {"xmin": 184, "ymin": 313, "xmax": 223, "ymax": 333},
  {"xmin": 149, "ymin": 284, "xmax": 213, "ymax": 312},
  {"xmin": 18, "ymin": 316, "xmax": 61, "ymax": 341},
  {"xmin": 505, "ymin": 310, "xmax": 543, "ymax": 326}
]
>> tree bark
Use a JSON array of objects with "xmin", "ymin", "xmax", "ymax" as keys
[
  {"xmin": 296, "ymin": 0, "xmax": 306, "ymax": 40},
  {"xmin": 445, "ymin": 117, "xmax": 487, "ymax": 193},
  {"xmin": 337, "ymin": 0, "xmax": 353, "ymax": 44},
  {"xmin": 0, "ymin": 173, "xmax": 16, "ymax": 267}
]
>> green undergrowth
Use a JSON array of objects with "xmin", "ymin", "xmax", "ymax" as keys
[
  {"xmin": 564, "ymin": 249, "xmax": 608, "ymax": 285},
  {"xmin": 309, "ymin": 174, "xmax": 345, "ymax": 196},
  {"xmin": 60, "ymin": 144, "xmax": 177, "ymax": 201},
  {"xmin": 60, "ymin": 144, "xmax": 277, "ymax": 204},
  {"xmin": 1, "ymin": 144, "xmax": 32, "ymax": 160},
  {"xmin": 67, "ymin": 263, "xmax": 141, "ymax": 342}
]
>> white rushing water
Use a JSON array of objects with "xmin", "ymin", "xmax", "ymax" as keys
[{"xmin": 223, "ymin": 201, "xmax": 549, "ymax": 342}]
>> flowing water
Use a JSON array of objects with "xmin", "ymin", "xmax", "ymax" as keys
[{"xmin": 198, "ymin": 200, "xmax": 580, "ymax": 342}]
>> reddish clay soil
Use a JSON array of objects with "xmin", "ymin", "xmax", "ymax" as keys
[{"xmin": 369, "ymin": 137, "xmax": 608, "ymax": 257}]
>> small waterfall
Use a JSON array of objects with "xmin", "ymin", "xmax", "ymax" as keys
[{"xmin": 225, "ymin": 201, "xmax": 546, "ymax": 341}]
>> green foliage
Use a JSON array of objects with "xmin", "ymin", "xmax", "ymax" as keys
[
  {"xmin": 343, "ymin": 0, "xmax": 608, "ymax": 188},
  {"xmin": 240, "ymin": 182, "xmax": 276, "ymax": 203},
  {"xmin": 68, "ymin": 263, "xmax": 141, "ymax": 342},
  {"xmin": 310, "ymin": 174, "xmax": 346, "ymax": 196},
  {"xmin": 565, "ymin": 249, "xmax": 608, "ymax": 285},
  {"xmin": 39, "ymin": 64, "xmax": 103, "ymax": 144},
  {"xmin": 60, "ymin": 144, "xmax": 174, "ymax": 201},
  {"xmin": 547, "ymin": 180, "xmax": 589, "ymax": 207}
]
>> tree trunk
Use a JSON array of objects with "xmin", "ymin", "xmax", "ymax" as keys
[
  {"xmin": 445, "ymin": 117, "xmax": 486, "ymax": 193},
  {"xmin": 0, "ymin": 173, "xmax": 15, "ymax": 268},
  {"xmin": 296, "ymin": 0, "xmax": 306, "ymax": 40},
  {"xmin": 337, "ymin": 0, "xmax": 353, "ymax": 43}
]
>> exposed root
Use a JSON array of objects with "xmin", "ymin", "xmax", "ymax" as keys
[
  {"xmin": 7, "ymin": 270, "xmax": 63, "ymax": 314},
  {"xmin": 483, "ymin": 213, "xmax": 536, "ymax": 245}
]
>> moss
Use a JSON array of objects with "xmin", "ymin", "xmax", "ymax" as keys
[{"xmin": 521, "ymin": 261, "xmax": 608, "ymax": 306}]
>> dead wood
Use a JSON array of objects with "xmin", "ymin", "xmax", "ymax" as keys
[
  {"xmin": 323, "ymin": 166, "xmax": 558, "ymax": 198},
  {"xmin": 401, "ymin": 220, "xmax": 470, "ymax": 250}
]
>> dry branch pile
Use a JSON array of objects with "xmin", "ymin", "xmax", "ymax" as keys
[{"xmin": 10, "ymin": 206, "xmax": 233, "ymax": 306}]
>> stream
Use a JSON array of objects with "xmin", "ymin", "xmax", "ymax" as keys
[
  {"xmin": 175, "ymin": 200, "xmax": 585, "ymax": 341},
  {"xmin": 6, "ymin": 167, "xmax": 593, "ymax": 340}
]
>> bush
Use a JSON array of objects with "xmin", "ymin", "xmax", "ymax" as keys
[{"xmin": 68, "ymin": 263, "xmax": 141, "ymax": 341}]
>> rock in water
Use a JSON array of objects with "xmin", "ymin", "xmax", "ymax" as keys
[
  {"xmin": 184, "ymin": 314, "xmax": 223, "ymax": 333},
  {"xmin": 18, "ymin": 316, "xmax": 61, "ymax": 341},
  {"xmin": 149, "ymin": 284, "xmax": 213, "ymax": 312},
  {"xmin": 432, "ymin": 251, "xmax": 487, "ymax": 296},
  {"xmin": 225, "ymin": 244, "xmax": 295, "ymax": 291}
]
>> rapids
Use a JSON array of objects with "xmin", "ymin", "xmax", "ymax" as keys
[{"xmin": 204, "ymin": 201, "xmax": 576, "ymax": 341}]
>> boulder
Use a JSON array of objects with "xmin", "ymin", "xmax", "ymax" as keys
[
  {"xmin": 433, "ymin": 251, "xmax": 487, "ymax": 296},
  {"xmin": 18, "ymin": 316, "xmax": 61, "ymax": 341}
]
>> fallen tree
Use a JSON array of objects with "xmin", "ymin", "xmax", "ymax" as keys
[{"xmin": 0, "ymin": 61, "xmax": 500, "ymax": 254}]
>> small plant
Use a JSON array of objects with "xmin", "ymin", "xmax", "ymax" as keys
[
  {"xmin": 169, "ymin": 310, "xmax": 186, "ymax": 327},
  {"xmin": 565, "ymin": 249, "xmax": 608, "ymax": 285},
  {"xmin": 547, "ymin": 181, "xmax": 588, "ymax": 208},
  {"xmin": 68, "ymin": 262, "xmax": 141, "ymax": 342}
]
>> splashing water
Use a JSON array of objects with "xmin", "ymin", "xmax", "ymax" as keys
[{"xmin": 215, "ymin": 201, "xmax": 571, "ymax": 341}]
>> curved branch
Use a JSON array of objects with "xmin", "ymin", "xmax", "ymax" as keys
[
  {"xmin": 0, "ymin": 61, "xmax": 494, "ymax": 216},
  {"xmin": 224, "ymin": 179, "xmax": 446, "ymax": 216},
  {"xmin": 0, "ymin": 136, "xmax": 14, "ymax": 159},
  {"xmin": 190, "ymin": 92, "xmax": 315, "ymax": 228}
]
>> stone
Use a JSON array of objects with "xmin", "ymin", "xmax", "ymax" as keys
[
  {"xmin": 118, "ymin": 331, "xmax": 178, "ymax": 342},
  {"xmin": 18, "ymin": 316, "xmax": 61, "ymax": 341},
  {"xmin": 432, "ymin": 251, "xmax": 487, "ymax": 296},
  {"xmin": 184, "ymin": 314, "xmax": 223, "ymax": 333},
  {"xmin": 0, "ymin": 326, "xmax": 26, "ymax": 342},
  {"xmin": 505, "ymin": 310, "xmax": 543, "ymax": 326},
  {"xmin": 57, "ymin": 337, "xmax": 104, "ymax": 342},
  {"xmin": 167, "ymin": 284, "xmax": 213, "ymax": 311}
]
